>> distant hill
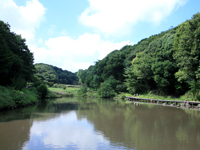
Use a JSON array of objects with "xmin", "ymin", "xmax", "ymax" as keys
[{"xmin": 34, "ymin": 63, "xmax": 78, "ymax": 86}]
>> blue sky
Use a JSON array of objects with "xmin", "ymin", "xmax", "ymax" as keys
[{"xmin": 0, "ymin": 0, "xmax": 200, "ymax": 72}]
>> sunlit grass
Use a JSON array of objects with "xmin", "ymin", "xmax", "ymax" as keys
[
  {"xmin": 124, "ymin": 91, "xmax": 183, "ymax": 101},
  {"xmin": 137, "ymin": 93, "xmax": 176, "ymax": 101},
  {"xmin": 48, "ymin": 86, "xmax": 100, "ymax": 98},
  {"xmin": 87, "ymin": 88, "xmax": 99, "ymax": 98}
]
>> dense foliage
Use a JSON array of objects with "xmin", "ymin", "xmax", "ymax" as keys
[
  {"xmin": 36, "ymin": 83, "xmax": 48, "ymax": 99},
  {"xmin": 98, "ymin": 82, "xmax": 116, "ymax": 98},
  {"xmin": 77, "ymin": 46, "xmax": 132, "ymax": 97},
  {"xmin": 0, "ymin": 85, "xmax": 38, "ymax": 110},
  {"xmin": 0, "ymin": 21, "xmax": 54, "ymax": 110},
  {"xmin": 0, "ymin": 20, "xmax": 34, "ymax": 87},
  {"xmin": 34, "ymin": 63, "xmax": 78, "ymax": 86},
  {"xmin": 77, "ymin": 86, "xmax": 88, "ymax": 97},
  {"xmin": 78, "ymin": 13, "xmax": 200, "ymax": 99},
  {"xmin": 173, "ymin": 13, "xmax": 200, "ymax": 98}
]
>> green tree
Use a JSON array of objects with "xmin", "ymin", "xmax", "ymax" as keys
[
  {"xmin": 37, "ymin": 83, "xmax": 48, "ymax": 99},
  {"xmin": 98, "ymin": 82, "xmax": 116, "ymax": 98},
  {"xmin": 173, "ymin": 13, "xmax": 200, "ymax": 96},
  {"xmin": 0, "ymin": 37, "xmax": 13, "ymax": 85},
  {"xmin": 0, "ymin": 20, "xmax": 34, "ymax": 86},
  {"xmin": 93, "ymin": 75, "xmax": 100, "ymax": 90},
  {"xmin": 104, "ymin": 76, "xmax": 119, "ymax": 91},
  {"xmin": 77, "ymin": 69, "xmax": 87, "ymax": 85}
]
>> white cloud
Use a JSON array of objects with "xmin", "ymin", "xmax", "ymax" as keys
[
  {"xmin": 79, "ymin": 0, "xmax": 188, "ymax": 36},
  {"xmin": 45, "ymin": 33, "xmax": 101, "ymax": 57},
  {"xmin": 31, "ymin": 33, "xmax": 131, "ymax": 72},
  {"xmin": 0, "ymin": 0, "xmax": 46, "ymax": 41}
]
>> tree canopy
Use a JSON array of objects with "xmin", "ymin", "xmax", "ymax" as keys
[
  {"xmin": 173, "ymin": 13, "xmax": 200, "ymax": 96},
  {"xmin": 77, "ymin": 13, "xmax": 200, "ymax": 99},
  {"xmin": 0, "ymin": 20, "xmax": 34, "ymax": 87}
]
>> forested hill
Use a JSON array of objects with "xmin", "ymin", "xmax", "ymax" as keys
[
  {"xmin": 77, "ymin": 13, "xmax": 200, "ymax": 99},
  {"xmin": 34, "ymin": 63, "xmax": 78, "ymax": 86}
]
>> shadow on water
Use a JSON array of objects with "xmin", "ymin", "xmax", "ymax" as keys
[{"xmin": 0, "ymin": 97, "xmax": 94, "ymax": 122}]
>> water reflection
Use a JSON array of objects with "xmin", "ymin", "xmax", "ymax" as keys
[
  {"xmin": 23, "ymin": 111, "xmax": 116, "ymax": 150},
  {"xmin": 0, "ymin": 98, "xmax": 200, "ymax": 150},
  {"xmin": 76, "ymin": 102, "xmax": 200, "ymax": 150},
  {"xmin": 0, "ymin": 119, "xmax": 33, "ymax": 150}
]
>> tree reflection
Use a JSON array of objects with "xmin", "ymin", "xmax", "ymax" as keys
[
  {"xmin": 1, "ymin": 99, "xmax": 200, "ymax": 150},
  {"xmin": 77, "ymin": 102, "xmax": 200, "ymax": 150}
]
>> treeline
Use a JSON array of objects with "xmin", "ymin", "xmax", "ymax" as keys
[
  {"xmin": 77, "ymin": 13, "xmax": 200, "ymax": 100},
  {"xmin": 34, "ymin": 63, "xmax": 78, "ymax": 86},
  {"xmin": 0, "ymin": 20, "xmax": 40, "ymax": 110},
  {"xmin": 0, "ymin": 20, "xmax": 34, "ymax": 87},
  {"xmin": 0, "ymin": 20, "xmax": 78, "ymax": 110}
]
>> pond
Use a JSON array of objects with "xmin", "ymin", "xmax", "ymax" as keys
[{"xmin": 0, "ymin": 97, "xmax": 200, "ymax": 150}]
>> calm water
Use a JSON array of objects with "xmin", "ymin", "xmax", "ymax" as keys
[{"xmin": 0, "ymin": 98, "xmax": 200, "ymax": 150}]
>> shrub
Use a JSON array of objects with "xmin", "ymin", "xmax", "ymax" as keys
[
  {"xmin": 98, "ymin": 82, "xmax": 116, "ymax": 98},
  {"xmin": 120, "ymin": 94, "xmax": 126, "ymax": 100},
  {"xmin": 0, "ymin": 86, "xmax": 38, "ymax": 110},
  {"xmin": 0, "ymin": 86, "xmax": 16, "ymax": 110},
  {"xmin": 11, "ymin": 76, "xmax": 27, "ymax": 90},
  {"xmin": 37, "ymin": 83, "xmax": 48, "ymax": 99},
  {"xmin": 116, "ymin": 83, "xmax": 127, "ymax": 93},
  {"xmin": 77, "ymin": 86, "xmax": 87, "ymax": 97},
  {"xmin": 13, "ymin": 89, "xmax": 38, "ymax": 106}
]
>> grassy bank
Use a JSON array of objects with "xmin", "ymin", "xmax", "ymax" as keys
[
  {"xmin": 124, "ymin": 90, "xmax": 199, "ymax": 102},
  {"xmin": 0, "ymin": 86, "xmax": 38, "ymax": 111},
  {"xmin": 48, "ymin": 84, "xmax": 200, "ymax": 102},
  {"xmin": 49, "ymin": 86, "xmax": 79, "ymax": 97},
  {"xmin": 0, "ymin": 84, "xmax": 60, "ymax": 111},
  {"xmin": 48, "ymin": 85, "xmax": 99, "ymax": 98}
]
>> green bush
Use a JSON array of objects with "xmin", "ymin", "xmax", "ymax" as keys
[
  {"xmin": 37, "ymin": 83, "xmax": 48, "ymax": 99},
  {"xmin": 77, "ymin": 86, "xmax": 87, "ymax": 97},
  {"xmin": 98, "ymin": 82, "xmax": 116, "ymax": 98},
  {"xmin": 120, "ymin": 94, "xmax": 126, "ymax": 100},
  {"xmin": 0, "ymin": 86, "xmax": 38, "ymax": 110},
  {"xmin": 11, "ymin": 76, "xmax": 27, "ymax": 90},
  {"xmin": 116, "ymin": 83, "xmax": 127, "ymax": 93},
  {"xmin": 52, "ymin": 83, "xmax": 66, "ymax": 89},
  {"xmin": 13, "ymin": 89, "xmax": 38, "ymax": 106},
  {"xmin": 0, "ymin": 86, "xmax": 16, "ymax": 110}
]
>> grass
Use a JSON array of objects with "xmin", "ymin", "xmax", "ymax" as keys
[
  {"xmin": 48, "ymin": 86, "xmax": 100, "ymax": 98},
  {"xmin": 123, "ymin": 91, "xmax": 184, "ymax": 101},
  {"xmin": 49, "ymin": 84, "xmax": 200, "ymax": 102},
  {"xmin": 0, "ymin": 86, "xmax": 38, "ymax": 111},
  {"xmin": 49, "ymin": 86, "xmax": 79, "ymax": 97},
  {"xmin": 137, "ymin": 93, "xmax": 176, "ymax": 101},
  {"xmin": 87, "ymin": 88, "xmax": 99, "ymax": 98},
  {"xmin": 124, "ymin": 90, "xmax": 200, "ymax": 102},
  {"xmin": 46, "ymin": 90, "xmax": 62, "ymax": 98}
]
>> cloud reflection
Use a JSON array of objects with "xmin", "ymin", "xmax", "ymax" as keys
[{"xmin": 23, "ymin": 111, "xmax": 111, "ymax": 150}]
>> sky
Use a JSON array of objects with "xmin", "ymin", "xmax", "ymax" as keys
[{"xmin": 0, "ymin": 0, "xmax": 200, "ymax": 72}]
